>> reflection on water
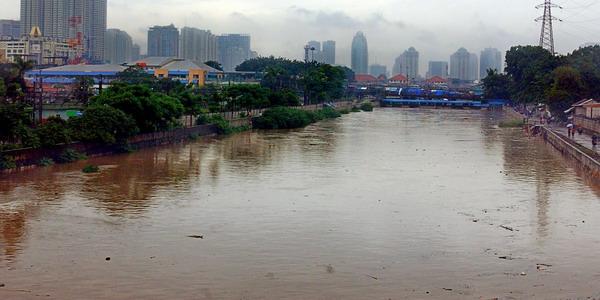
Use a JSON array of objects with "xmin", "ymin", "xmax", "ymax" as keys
[{"xmin": 1, "ymin": 109, "xmax": 600, "ymax": 299}]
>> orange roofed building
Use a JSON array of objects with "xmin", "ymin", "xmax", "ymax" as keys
[
  {"xmin": 426, "ymin": 76, "xmax": 448, "ymax": 85},
  {"xmin": 388, "ymin": 74, "xmax": 408, "ymax": 84}
]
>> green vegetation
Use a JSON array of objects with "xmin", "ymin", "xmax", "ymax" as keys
[
  {"xmin": 38, "ymin": 157, "xmax": 54, "ymax": 166},
  {"xmin": 34, "ymin": 116, "xmax": 72, "ymax": 146},
  {"xmin": 499, "ymin": 120, "xmax": 525, "ymax": 128},
  {"xmin": 58, "ymin": 149, "xmax": 87, "ymax": 163},
  {"xmin": 68, "ymin": 106, "xmax": 138, "ymax": 145},
  {"xmin": 482, "ymin": 45, "xmax": 600, "ymax": 118},
  {"xmin": 0, "ymin": 155, "xmax": 16, "ymax": 171},
  {"xmin": 360, "ymin": 103, "xmax": 374, "ymax": 112},
  {"xmin": 253, "ymin": 106, "xmax": 342, "ymax": 129},
  {"xmin": 339, "ymin": 109, "xmax": 350, "ymax": 114},
  {"xmin": 82, "ymin": 165, "xmax": 100, "ymax": 173}
]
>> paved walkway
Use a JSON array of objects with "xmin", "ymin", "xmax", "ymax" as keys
[{"xmin": 546, "ymin": 123, "xmax": 600, "ymax": 155}]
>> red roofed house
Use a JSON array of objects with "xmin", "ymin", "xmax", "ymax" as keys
[
  {"xmin": 388, "ymin": 74, "xmax": 408, "ymax": 84},
  {"xmin": 426, "ymin": 76, "xmax": 448, "ymax": 85},
  {"xmin": 355, "ymin": 74, "xmax": 379, "ymax": 83}
]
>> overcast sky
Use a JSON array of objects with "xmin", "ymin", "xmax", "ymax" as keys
[{"xmin": 2, "ymin": 0, "xmax": 600, "ymax": 74}]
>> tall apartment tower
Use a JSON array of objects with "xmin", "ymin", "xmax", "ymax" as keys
[
  {"xmin": 20, "ymin": 0, "xmax": 107, "ymax": 63},
  {"xmin": 148, "ymin": 24, "xmax": 179, "ymax": 57},
  {"xmin": 131, "ymin": 44, "xmax": 140, "ymax": 61},
  {"xmin": 393, "ymin": 47, "xmax": 419, "ymax": 79},
  {"xmin": 217, "ymin": 34, "xmax": 251, "ymax": 71},
  {"xmin": 180, "ymin": 27, "xmax": 217, "ymax": 62},
  {"xmin": 106, "ymin": 28, "xmax": 132, "ymax": 64},
  {"xmin": 426, "ymin": 61, "xmax": 449, "ymax": 79},
  {"xmin": 351, "ymin": 31, "xmax": 368, "ymax": 75},
  {"xmin": 479, "ymin": 47, "xmax": 502, "ymax": 79},
  {"xmin": 450, "ymin": 48, "xmax": 478, "ymax": 81},
  {"xmin": 322, "ymin": 40, "xmax": 336, "ymax": 65},
  {"xmin": 0, "ymin": 20, "xmax": 21, "ymax": 37}
]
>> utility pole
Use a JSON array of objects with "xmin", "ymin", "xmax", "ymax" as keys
[{"xmin": 536, "ymin": 0, "xmax": 562, "ymax": 54}]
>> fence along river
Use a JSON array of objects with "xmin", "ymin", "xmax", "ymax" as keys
[{"xmin": 1, "ymin": 108, "xmax": 600, "ymax": 299}]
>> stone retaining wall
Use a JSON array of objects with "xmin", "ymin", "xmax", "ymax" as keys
[
  {"xmin": 2, "ymin": 125, "xmax": 218, "ymax": 171},
  {"xmin": 540, "ymin": 127, "xmax": 600, "ymax": 182}
]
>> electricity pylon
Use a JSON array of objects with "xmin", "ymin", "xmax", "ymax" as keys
[{"xmin": 536, "ymin": 0, "xmax": 562, "ymax": 54}]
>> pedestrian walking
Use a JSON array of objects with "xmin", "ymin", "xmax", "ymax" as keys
[
  {"xmin": 567, "ymin": 123, "xmax": 574, "ymax": 138},
  {"xmin": 577, "ymin": 124, "xmax": 583, "ymax": 135},
  {"xmin": 593, "ymin": 133, "xmax": 598, "ymax": 147}
]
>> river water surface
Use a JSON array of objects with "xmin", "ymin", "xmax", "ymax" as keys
[{"xmin": 1, "ymin": 109, "xmax": 600, "ymax": 299}]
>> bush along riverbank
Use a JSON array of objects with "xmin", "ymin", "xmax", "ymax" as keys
[{"xmin": 253, "ymin": 104, "xmax": 372, "ymax": 130}]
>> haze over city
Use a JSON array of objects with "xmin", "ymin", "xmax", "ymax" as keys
[{"xmin": 2, "ymin": 0, "xmax": 600, "ymax": 74}]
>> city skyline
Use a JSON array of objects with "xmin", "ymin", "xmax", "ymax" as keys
[{"xmin": 2, "ymin": 0, "xmax": 600, "ymax": 73}]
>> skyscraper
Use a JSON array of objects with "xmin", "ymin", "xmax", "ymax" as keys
[
  {"xmin": 148, "ymin": 24, "xmax": 179, "ymax": 57},
  {"xmin": 218, "ymin": 34, "xmax": 251, "ymax": 71},
  {"xmin": 369, "ymin": 64, "xmax": 387, "ymax": 77},
  {"xmin": 426, "ymin": 61, "xmax": 449, "ymax": 79},
  {"xmin": 20, "ymin": 0, "xmax": 107, "ymax": 63},
  {"xmin": 131, "ymin": 44, "xmax": 140, "ymax": 61},
  {"xmin": 450, "ymin": 48, "xmax": 477, "ymax": 81},
  {"xmin": 479, "ymin": 47, "xmax": 502, "ymax": 79},
  {"xmin": 470, "ymin": 53, "xmax": 479, "ymax": 81},
  {"xmin": 322, "ymin": 40, "xmax": 336, "ymax": 65},
  {"xmin": 393, "ymin": 47, "xmax": 419, "ymax": 80},
  {"xmin": 351, "ymin": 31, "xmax": 368, "ymax": 75},
  {"xmin": 0, "ymin": 20, "xmax": 20, "ymax": 37},
  {"xmin": 180, "ymin": 27, "xmax": 217, "ymax": 62},
  {"xmin": 106, "ymin": 28, "xmax": 132, "ymax": 64}
]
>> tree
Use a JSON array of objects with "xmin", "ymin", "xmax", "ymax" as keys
[
  {"xmin": 0, "ymin": 77, "xmax": 5, "ymax": 99},
  {"xmin": 268, "ymin": 89, "xmax": 301, "ymax": 107},
  {"xmin": 224, "ymin": 84, "xmax": 270, "ymax": 111},
  {"xmin": 89, "ymin": 84, "xmax": 184, "ymax": 133},
  {"xmin": 204, "ymin": 60, "xmax": 223, "ymax": 71},
  {"xmin": 505, "ymin": 45, "xmax": 562, "ymax": 103},
  {"xmin": 0, "ymin": 103, "xmax": 36, "ymax": 145},
  {"xmin": 68, "ymin": 105, "xmax": 139, "ymax": 145},
  {"xmin": 72, "ymin": 76, "xmax": 95, "ymax": 105},
  {"xmin": 482, "ymin": 69, "xmax": 511, "ymax": 100},
  {"xmin": 33, "ymin": 116, "xmax": 72, "ymax": 146},
  {"xmin": 546, "ymin": 66, "xmax": 585, "ymax": 116},
  {"xmin": 115, "ymin": 66, "xmax": 158, "ymax": 86}
]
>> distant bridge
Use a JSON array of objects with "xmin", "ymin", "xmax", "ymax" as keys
[{"xmin": 380, "ymin": 98, "xmax": 507, "ymax": 109}]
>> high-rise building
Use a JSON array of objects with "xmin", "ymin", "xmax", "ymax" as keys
[
  {"xmin": 106, "ymin": 28, "xmax": 132, "ymax": 64},
  {"xmin": 20, "ymin": 0, "xmax": 107, "ymax": 64},
  {"xmin": 426, "ymin": 61, "xmax": 449, "ymax": 79},
  {"xmin": 479, "ymin": 47, "xmax": 502, "ymax": 79},
  {"xmin": 393, "ymin": 47, "xmax": 419, "ymax": 80},
  {"xmin": 470, "ymin": 53, "xmax": 479, "ymax": 81},
  {"xmin": 369, "ymin": 64, "xmax": 387, "ymax": 77},
  {"xmin": 450, "ymin": 48, "xmax": 478, "ymax": 81},
  {"xmin": 131, "ymin": 44, "xmax": 140, "ymax": 61},
  {"xmin": 0, "ymin": 20, "xmax": 20, "ymax": 37},
  {"xmin": 180, "ymin": 27, "xmax": 217, "ymax": 62},
  {"xmin": 218, "ymin": 34, "xmax": 250, "ymax": 71},
  {"xmin": 351, "ymin": 31, "xmax": 368, "ymax": 75},
  {"xmin": 306, "ymin": 40, "xmax": 327, "ymax": 63},
  {"xmin": 148, "ymin": 24, "xmax": 179, "ymax": 57},
  {"xmin": 322, "ymin": 40, "xmax": 335, "ymax": 65},
  {"xmin": 308, "ymin": 41, "xmax": 321, "ymax": 52}
]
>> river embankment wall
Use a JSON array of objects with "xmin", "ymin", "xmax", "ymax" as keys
[
  {"xmin": 2, "ymin": 125, "xmax": 219, "ymax": 172},
  {"xmin": 539, "ymin": 126, "xmax": 600, "ymax": 182}
]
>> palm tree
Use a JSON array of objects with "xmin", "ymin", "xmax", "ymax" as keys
[{"xmin": 11, "ymin": 55, "xmax": 35, "ymax": 80}]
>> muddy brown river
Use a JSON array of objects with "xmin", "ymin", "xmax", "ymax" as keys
[{"xmin": 1, "ymin": 108, "xmax": 600, "ymax": 299}]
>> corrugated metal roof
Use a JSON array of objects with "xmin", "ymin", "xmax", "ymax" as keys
[{"xmin": 34, "ymin": 64, "xmax": 127, "ymax": 73}]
